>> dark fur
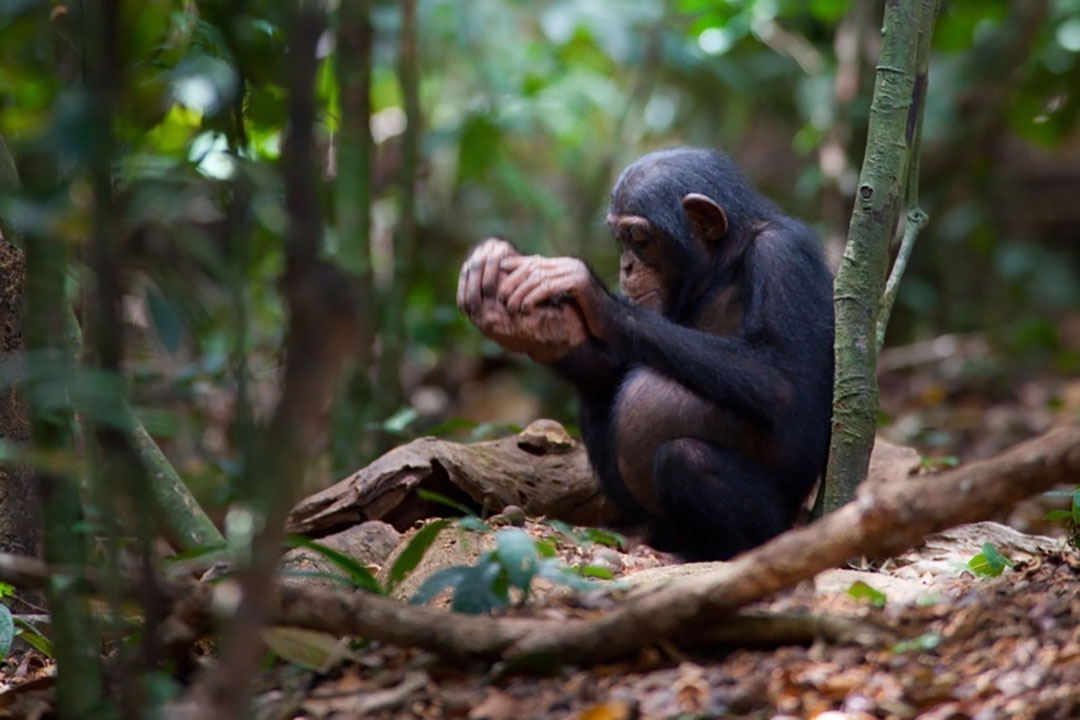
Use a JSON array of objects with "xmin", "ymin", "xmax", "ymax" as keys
[{"xmin": 553, "ymin": 147, "xmax": 834, "ymax": 560}]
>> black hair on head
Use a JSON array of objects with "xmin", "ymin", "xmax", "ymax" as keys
[{"xmin": 609, "ymin": 147, "xmax": 779, "ymax": 245}]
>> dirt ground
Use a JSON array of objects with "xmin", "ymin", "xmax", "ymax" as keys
[{"xmin": 252, "ymin": 548, "xmax": 1078, "ymax": 719}]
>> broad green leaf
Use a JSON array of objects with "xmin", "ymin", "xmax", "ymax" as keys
[
  {"xmin": 13, "ymin": 616, "xmax": 52, "ymax": 658},
  {"xmin": 0, "ymin": 606, "xmax": 12, "ymax": 658},
  {"xmin": 262, "ymin": 627, "xmax": 351, "ymax": 673},
  {"xmin": 968, "ymin": 543, "xmax": 1012, "ymax": 578},
  {"xmin": 494, "ymin": 529, "xmax": 539, "ymax": 591},
  {"xmin": 387, "ymin": 518, "xmax": 452, "ymax": 592},
  {"xmin": 449, "ymin": 562, "xmax": 508, "ymax": 614},
  {"xmin": 847, "ymin": 581, "xmax": 887, "ymax": 607},
  {"xmin": 411, "ymin": 565, "xmax": 471, "ymax": 606},
  {"xmin": 981, "ymin": 543, "xmax": 1014, "ymax": 570}
]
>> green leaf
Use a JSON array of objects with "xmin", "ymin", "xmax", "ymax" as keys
[
  {"xmin": 449, "ymin": 562, "xmax": 508, "ymax": 614},
  {"xmin": 534, "ymin": 538, "xmax": 558, "ymax": 558},
  {"xmin": 581, "ymin": 528, "xmax": 626, "ymax": 549},
  {"xmin": 411, "ymin": 565, "xmax": 472, "ymax": 606},
  {"xmin": 285, "ymin": 536, "xmax": 383, "ymax": 594},
  {"xmin": 1045, "ymin": 509, "xmax": 1073, "ymax": 521},
  {"xmin": 387, "ymin": 519, "xmax": 451, "ymax": 592},
  {"xmin": 967, "ymin": 543, "xmax": 1012, "ymax": 578},
  {"xmin": 457, "ymin": 516, "xmax": 491, "ymax": 533},
  {"xmin": 577, "ymin": 565, "xmax": 615, "ymax": 580},
  {"xmin": 967, "ymin": 553, "xmax": 996, "ymax": 577},
  {"xmin": 13, "ymin": 617, "xmax": 52, "ymax": 658},
  {"xmin": 146, "ymin": 285, "xmax": 185, "ymax": 353},
  {"xmin": 536, "ymin": 558, "xmax": 606, "ymax": 592},
  {"xmin": 0, "ymin": 605, "xmax": 13, "ymax": 658},
  {"xmin": 494, "ymin": 529, "xmax": 540, "ymax": 591},
  {"xmin": 381, "ymin": 406, "xmax": 419, "ymax": 434},
  {"xmin": 0, "ymin": 582, "xmax": 14, "ymax": 599},
  {"xmin": 847, "ymin": 581, "xmax": 888, "ymax": 607},
  {"xmin": 262, "ymin": 627, "xmax": 350, "ymax": 673},
  {"xmin": 416, "ymin": 488, "xmax": 475, "ymax": 516},
  {"xmin": 892, "ymin": 632, "xmax": 941, "ymax": 654},
  {"xmin": 166, "ymin": 542, "xmax": 228, "ymax": 563},
  {"xmin": 981, "ymin": 543, "xmax": 1014, "ymax": 570}
]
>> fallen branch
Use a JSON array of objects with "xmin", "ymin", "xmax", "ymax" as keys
[
  {"xmin": 4, "ymin": 426, "xmax": 1076, "ymax": 666},
  {"xmin": 271, "ymin": 424, "xmax": 1080, "ymax": 662},
  {"xmin": 287, "ymin": 419, "xmax": 618, "ymax": 536}
]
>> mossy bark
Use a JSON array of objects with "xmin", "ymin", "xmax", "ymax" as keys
[{"xmin": 824, "ymin": 0, "xmax": 939, "ymax": 513}]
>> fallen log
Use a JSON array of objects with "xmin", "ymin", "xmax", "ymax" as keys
[{"xmin": 286, "ymin": 419, "xmax": 619, "ymax": 535}]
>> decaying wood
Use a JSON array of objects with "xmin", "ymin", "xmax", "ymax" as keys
[
  {"xmin": 287, "ymin": 419, "xmax": 619, "ymax": 535},
  {"xmin": 226, "ymin": 424, "xmax": 1080, "ymax": 663}
]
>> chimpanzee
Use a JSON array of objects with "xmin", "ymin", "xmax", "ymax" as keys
[{"xmin": 457, "ymin": 147, "xmax": 834, "ymax": 560}]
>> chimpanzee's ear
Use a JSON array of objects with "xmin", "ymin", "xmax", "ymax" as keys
[{"xmin": 682, "ymin": 193, "xmax": 728, "ymax": 245}]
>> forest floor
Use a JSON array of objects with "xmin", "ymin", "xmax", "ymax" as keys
[
  {"xmin": 1, "ymin": 360, "xmax": 1078, "ymax": 719},
  {"xmin": 279, "ymin": 550, "xmax": 1079, "ymax": 719},
  {"xmin": 259, "ymin": 365, "xmax": 1080, "ymax": 719}
]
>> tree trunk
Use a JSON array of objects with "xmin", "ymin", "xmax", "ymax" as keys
[{"xmin": 824, "ymin": 1, "xmax": 938, "ymax": 513}]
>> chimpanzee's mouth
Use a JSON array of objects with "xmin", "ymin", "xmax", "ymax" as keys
[{"xmin": 630, "ymin": 290, "xmax": 658, "ymax": 305}]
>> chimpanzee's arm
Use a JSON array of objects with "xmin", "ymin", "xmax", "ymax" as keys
[
  {"xmin": 548, "ymin": 338, "xmax": 626, "ymax": 398},
  {"xmin": 501, "ymin": 233, "xmax": 822, "ymax": 428},
  {"xmin": 602, "ymin": 233, "xmax": 828, "ymax": 427}
]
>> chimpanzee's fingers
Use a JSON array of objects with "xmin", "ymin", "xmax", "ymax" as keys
[
  {"xmin": 481, "ymin": 249, "xmax": 505, "ymax": 301},
  {"xmin": 456, "ymin": 260, "xmax": 470, "ymax": 312},
  {"xmin": 504, "ymin": 269, "xmax": 545, "ymax": 313},
  {"xmin": 499, "ymin": 260, "xmax": 542, "ymax": 307},
  {"xmin": 506, "ymin": 263, "xmax": 574, "ymax": 312},
  {"xmin": 499, "ymin": 255, "xmax": 524, "ymax": 271},
  {"xmin": 464, "ymin": 254, "xmax": 485, "ymax": 314},
  {"xmin": 519, "ymin": 271, "xmax": 576, "ymax": 311}
]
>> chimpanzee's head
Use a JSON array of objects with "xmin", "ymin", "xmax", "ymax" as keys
[{"xmin": 607, "ymin": 147, "xmax": 777, "ymax": 314}]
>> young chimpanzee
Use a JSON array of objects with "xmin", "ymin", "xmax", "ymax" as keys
[{"xmin": 457, "ymin": 147, "xmax": 834, "ymax": 560}]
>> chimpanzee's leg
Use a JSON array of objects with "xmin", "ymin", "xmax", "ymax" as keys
[{"xmin": 650, "ymin": 437, "xmax": 792, "ymax": 560}]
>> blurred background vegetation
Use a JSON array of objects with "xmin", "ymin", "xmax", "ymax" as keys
[{"xmin": 2, "ymin": 0, "xmax": 1078, "ymax": 514}]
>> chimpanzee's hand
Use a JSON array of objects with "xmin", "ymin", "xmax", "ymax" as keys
[
  {"xmin": 457, "ymin": 237, "xmax": 519, "ymax": 317},
  {"xmin": 498, "ymin": 255, "xmax": 608, "ymax": 338},
  {"xmin": 457, "ymin": 240, "xmax": 589, "ymax": 362}
]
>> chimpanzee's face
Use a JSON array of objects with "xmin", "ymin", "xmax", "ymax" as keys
[{"xmin": 607, "ymin": 213, "xmax": 672, "ymax": 313}]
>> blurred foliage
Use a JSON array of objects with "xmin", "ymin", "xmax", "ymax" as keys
[{"xmin": 1, "ymin": 0, "xmax": 1078, "ymax": 510}]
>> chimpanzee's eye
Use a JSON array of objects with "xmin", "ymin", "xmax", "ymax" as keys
[{"xmin": 629, "ymin": 227, "xmax": 652, "ymax": 252}]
